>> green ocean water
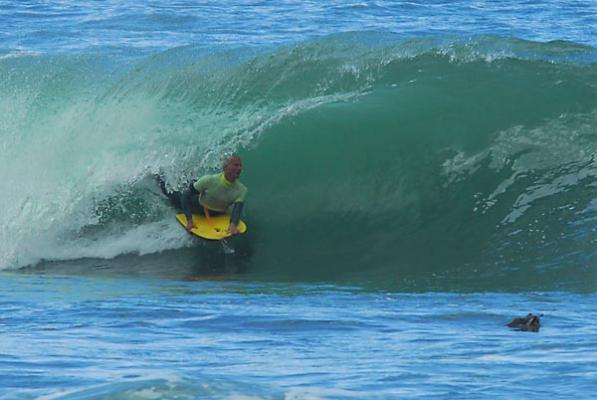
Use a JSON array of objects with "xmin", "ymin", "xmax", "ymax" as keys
[
  {"xmin": 1, "ymin": 34, "xmax": 596, "ymax": 291},
  {"xmin": 2, "ymin": 2, "xmax": 597, "ymax": 398}
]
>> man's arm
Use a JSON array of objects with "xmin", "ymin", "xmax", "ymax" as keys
[
  {"xmin": 180, "ymin": 182, "xmax": 199, "ymax": 230},
  {"xmin": 181, "ymin": 175, "xmax": 213, "ymax": 230},
  {"xmin": 230, "ymin": 202, "xmax": 243, "ymax": 225},
  {"xmin": 227, "ymin": 201, "xmax": 244, "ymax": 234}
]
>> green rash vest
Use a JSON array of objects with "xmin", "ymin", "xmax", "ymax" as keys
[{"xmin": 193, "ymin": 173, "xmax": 247, "ymax": 213}]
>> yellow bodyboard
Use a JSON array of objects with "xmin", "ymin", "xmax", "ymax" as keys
[{"xmin": 176, "ymin": 213, "xmax": 247, "ymax": 240}]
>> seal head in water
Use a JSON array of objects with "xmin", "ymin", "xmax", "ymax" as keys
[{"xmin": 507, "ymin": 313, "xmax": 541, "ymax": 332}]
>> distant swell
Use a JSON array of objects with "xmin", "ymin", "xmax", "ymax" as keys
[{"xmin": 1, "ymin": 34, "xmax": 596, "ymax": 291}]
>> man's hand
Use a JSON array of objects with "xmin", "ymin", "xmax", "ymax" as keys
[{"xmin": 228, "ymin": 223, "xmax": 240, "ymax": 235}]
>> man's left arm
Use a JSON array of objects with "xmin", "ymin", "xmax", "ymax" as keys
[
  {"xmin": 228, "ymin": 202, "xmax": 244, "ymax": 234},
  {"xmin": 228, "ymin": 186, "xmax": 247, "ymax": 234}
]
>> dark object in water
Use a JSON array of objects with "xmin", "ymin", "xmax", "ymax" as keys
[{"xmin": 507, "ymin": 313, "xmax": 541, "ymax": 332}]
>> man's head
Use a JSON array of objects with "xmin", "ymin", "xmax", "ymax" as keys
[{"xmin": 223, "ymin": 155, "xmax": 242, "ymax": 182}]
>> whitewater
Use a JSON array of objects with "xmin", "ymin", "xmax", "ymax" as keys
[{"xmin": 1, "ymin": 1, "xmax": 596, "ymax": 399}]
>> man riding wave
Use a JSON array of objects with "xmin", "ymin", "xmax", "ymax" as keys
[{"xmin": 157, "ymin": 155, "xmax": 247, "ymax": 235}]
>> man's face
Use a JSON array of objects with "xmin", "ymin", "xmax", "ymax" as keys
[{"xmin": 224, "ymin": 158, "xmax": 242, "ymax": 181}]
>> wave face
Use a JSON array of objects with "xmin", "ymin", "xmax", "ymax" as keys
[{"xmin": 1, "ymin": 34, "xmax": 596, "ymax": 290}]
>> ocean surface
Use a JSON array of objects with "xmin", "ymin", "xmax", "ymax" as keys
[{"xmin": 1, "ymin": 1, "xmax": 596, "ymax": 398}]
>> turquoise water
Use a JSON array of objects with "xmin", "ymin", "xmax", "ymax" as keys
[{"xmin": 1, "ymin": 1, "xmax": 596, "ymax": 398}]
